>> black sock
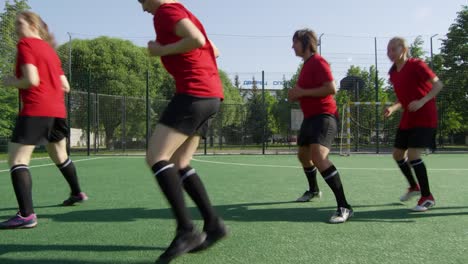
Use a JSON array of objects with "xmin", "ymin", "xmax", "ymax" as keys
[
  {"xmin": 410, "ymin": 159, "xmax": 431, "ymax": 197},
  {"xmin": 303, "ymin": 166, "xmax": 319, "ymax": 193},
  {"xmin": 57, "ymin": 158, "xmax": 81, "ymax": 195},
  {"xmin": 152, "ymin": 160, "xmax": 193, "ymax": 231},
  {"xmin": 179, "ymin": 166, "xmax": 217, "ymax": 228},
  {"xmin": 396, "ymin": 158, "xmax": 418, "ymax": 188},
  {"xmin": 10, "ymin": 165, "xmax": 34, "ymax": 217},
  {"xmin": 320, "ymin": 165, "xmax": 350, "ymax": 209}
]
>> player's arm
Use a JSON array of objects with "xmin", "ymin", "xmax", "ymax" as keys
[
  {"xmin": 288, "ymin": 81, "xmax": 336, "ymax": 101},
  {"xmin": 298, "ymin": 81, "xmax": 337, "ymax": 97},
  {"xmin": 408, "ymin": 77, "xmax": 443, "ymax": 112},
  {"xmin": 384, "ymin": 102, "xmax": 402, "ymax": 117},
  {"xmin": 210, "ymin": 40, "xmax": 220, "ymax": 58},
  {"xmin": 2, "ymin": 64, "xmax": 39, "ymax": 89},
  {"xmin": 148, "ymin": 18, "xmax": 206, "ymax": 57},
  {"xmin": 60, "ymin": 75, "xmax": 71, "ymax": 93}
]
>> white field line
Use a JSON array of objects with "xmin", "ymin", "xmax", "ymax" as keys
[
  {"xmin": 0, "ymin": 157, "xmax": 108, "ymax": 173},
  {"xmin": 191, "ymin": 158, "xmax": 468, "ymax": 171}
]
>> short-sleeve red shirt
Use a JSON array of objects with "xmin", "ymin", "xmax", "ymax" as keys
[
  {"xmin": 15, "ymin": 37, "xmax": 66, "ymax": 118},
  {"xmin": 297, "ymin": 54, "xmax": 337, "ymax": 118},
  {"xmin": 389, "ymin": 58, "xmax": 437, "ymax": 129},
  {"xmin": 154, "ymin": 3, "xmax": 223, "ymax": 99}
]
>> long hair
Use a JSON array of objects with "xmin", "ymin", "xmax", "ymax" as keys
[
  {"xmin": 388, "ymin": 36, "xmax": 409, "ymax": 57},
  {"xmin": 17, "ymin": 11, "xmax": 57, "ymax": 49},
  {"xmin": 293, "ymin": 29, "xmax": 318, "ymax": 54}
]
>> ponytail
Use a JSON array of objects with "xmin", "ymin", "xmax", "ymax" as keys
[{"xmin": 17, "ymin": 11, "xmax": 57, "ymax": 49}]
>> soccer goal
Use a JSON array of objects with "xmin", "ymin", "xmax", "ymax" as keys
[{"xmin": 339, "ymin": 102, "xmax": 400, "ymax": 155}]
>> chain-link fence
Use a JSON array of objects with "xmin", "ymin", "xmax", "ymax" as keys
[{"xmin": 1, "ymin": 30, "xmax": 466, "ymax": 155}]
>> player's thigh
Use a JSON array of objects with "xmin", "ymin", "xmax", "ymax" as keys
[
  {"xmin": 46, "ymin": 138, "xmax": 68, "ymax": 164},
  {"xmin": 8, "ymin": 142, "xmax": 35, "ymax": 167},
  {"xmin": 297, "ymin": 145, "xmax": 313, "ymax": 167},
  {"xmin": 310, "ymin": 144, "xmax": 332, "ymax": 171},
  {"xmin": 146, "ymin": 124, "xmax": 188, "ymax": 166},
  {"xmin": 170, "ymin": 136, "xmax": 201, "ymax": 169}
]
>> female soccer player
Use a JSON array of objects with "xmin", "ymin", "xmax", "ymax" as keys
[
  {"xmin": 138, "ymin": 0, "xmax": 227, "ymax": 262},
  {"xmin": 385, "ymin": 37, "xmax": 443, "ymax": 212},
  {"xmin": 0, "ymin": 11, "xmax": 87, "ymax": 229},
  {"xmin": 288, "ymin": 29, "xmax": 353, "ymax": 224}
]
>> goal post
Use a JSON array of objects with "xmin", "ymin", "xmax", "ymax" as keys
[{"xmin": 340, "ymin": 101, "xmax": 399, "ymax": 156}]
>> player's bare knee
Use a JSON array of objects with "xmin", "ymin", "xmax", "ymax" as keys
[{"xmin": 392, "ymin": 150, "xmax": 406, "ymax": 161}]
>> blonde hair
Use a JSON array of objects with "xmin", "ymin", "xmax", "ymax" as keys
[
  {"xmin": 17, "ymin": 11, "xmax": 57, "ymax": 49},
  {"xmin": 388, "ymin": 37, "xmax": 409, "ymax": 57}
]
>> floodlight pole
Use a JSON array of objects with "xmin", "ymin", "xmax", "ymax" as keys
[
  {"xmin": 430, "ymin": 34, "xmax": 438, "ymax": 69},
  {"xmin": 319, "ymin": 33, "xmax": 324, "ymax": 55}
]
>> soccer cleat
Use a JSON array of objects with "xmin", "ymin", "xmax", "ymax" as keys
[
  {"xmin": 399, "ymin": 185, "xmax": 421, "ymax": 202},
  {"xmin": 0, "ymin": 212, "xmax": 37, "ymax": 229},
  {"xmin": 329, "ymin": 207, "xmax": 353, "ymax": 224},
  {"xmin": 155, "ymin": 229, "xmax": 206, "ymax": 264},
  {"xmin": 62, "ymin": 192, "xmax": 88, "ymax": 206},
  {"xmin": 295, "ymin": 190, "xmax": 322, "ymax": 202},
  {"xmin": 189, "ymin": 218, "xmax": 228, "ymax": 253},
  {"xmin": 412, "ymin": 195, "xmax": 435, "ymax": 212}
]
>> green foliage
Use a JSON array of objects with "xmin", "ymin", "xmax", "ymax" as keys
[
  {"xmin": 438, "ymin": 5, "xmax": 468, "ymax": 138},
  {"xmin": 340, "ymin": 65, "xmax": 388, "ymax": 103},
  {"xmin": 409, "ymin": 35, "xmax": 425, "ymax": 59},
  {"xmin": 57, "ymin": 37, "xmax": 168, "ymax": 149},
  {"xmin": 0, "ymin": 0, "xmax": 30, "ymax": 137},
  {"xmin": 271, "ymin": 67, "xmax": 301, "ymax": 137}
]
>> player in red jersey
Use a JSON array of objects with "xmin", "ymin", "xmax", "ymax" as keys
[
  {"xmin": 0, "ymin": 11, "xmax": 87, "ymax": 230},
  {"xmin": 138, "ymin": 0, "xmax": 227, "ymax": 262},
  {"xmin": 288, "ymin": 29, "xmax": 353, "ymax": 224},
  {"xmin": 385, "ymin": 37, "xmax": 444, "ymax": 212}
]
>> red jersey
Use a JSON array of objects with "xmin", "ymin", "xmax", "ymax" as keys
[
  {"xmin": 15, "ymin": 37, "xmax": 66, "ymax": 118},
  {"xmin": 297, "ymin": 54, "xmax": 337, "ymax": 118},
  {"xmin": 154, "ymin": 3, "xmax": 223, "ymax": 99},
  {"xmin": 389, "ymin": 58, "xmax": 437, "ymax": 129}
]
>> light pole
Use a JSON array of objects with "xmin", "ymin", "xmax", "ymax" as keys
[
  {"xmin": 319, "ymin": 33, "xmax": 324, "ymax": 55},
  {"xmin": 430, "ymin": 34, "xmax": 438, "ymax": 69}
]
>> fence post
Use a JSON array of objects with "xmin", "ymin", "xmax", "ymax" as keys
[
  {"xmin": 374, "ymin": 37, "xmax": 380, "ymax": 154},
  {"xmin": 87, "ymin": 67, "xmax": 91, "ymax": 156},
  {"xmin": 262, "ymin": 70, "xmax": 266, "ymax": 155},
  {"xmin": 146, "ymin": 68, "xmax": 150, "ymax": 150},
  {"xmin": 122, "ymin": 95, "xmax": 127, "ymax": 153},
  {"xmin": 66, "ymin": 33, "xmax": 72, "ymax": 156}
]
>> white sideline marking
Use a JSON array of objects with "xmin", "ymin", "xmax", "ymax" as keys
[
  {"xmin": 0, "ymin": 157, "xmax": 107, "ymax": 173},
  {"xmin": 0, "ymin": 157, "xmax": 50, "ymax": 164},
  {"xmin": 191, "ymin": 158, "xmax": 468, "ymax": 171}
]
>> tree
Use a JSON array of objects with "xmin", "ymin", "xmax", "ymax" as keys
[
  {"xmin": 409, "ymin": 35, "xmax": 425, "ymax": 59},
  {"xmin": 244, "ymin": 88, "xmax": 276, "ymax": 144},
  {"xmin": 57, "ymin": 37, "xmax": 167, "ymax": 149},
  {"xmin": 209, "ymin": 70, "xmax": 244, "ymax": 145},
  {"xmin": 0, "ymin": 0, "xmax": 30, "ymax": 137},
  {"xmin": 438, "ymin": 5, "xmax": 468, "ymax": 143},
  {"xmin": 337, "ymin": 65, "xmax": 394, "ymax": 146}
]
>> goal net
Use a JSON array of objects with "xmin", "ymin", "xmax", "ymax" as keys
[{"xmin": 339, "ymin": 102, "xmax": 401, "ymax": 155}]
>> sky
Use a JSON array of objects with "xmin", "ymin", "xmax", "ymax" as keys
[{"xmin": 2, "ymin": 0, "xmax": 466, "ymax": 89}]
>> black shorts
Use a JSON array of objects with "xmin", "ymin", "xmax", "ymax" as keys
[
  {"xmin": 394, "ymin": 128, "xmax": 436, "ymax": 149},
  {"xmin": 11, "ymin": 116, "xmax": 69, "ymax": 145},
  {"xmin": 159, "ymin": 94, "xmax": 221, "ymax": 138},
  {"xmin": 297, "ymin": 114, "xmax": 337, "ymax": 149}
]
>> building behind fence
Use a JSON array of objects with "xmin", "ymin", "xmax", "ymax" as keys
[{"xmin": 0, "ymin": 31, "xmax": 466, "ymax": 155}]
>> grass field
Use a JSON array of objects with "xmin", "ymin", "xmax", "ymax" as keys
[{"xmin": 0, "ymin": 154, "xmax": 467, "ymax": 264}]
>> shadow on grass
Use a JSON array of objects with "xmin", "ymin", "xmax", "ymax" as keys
[
  {"xmin": 0, "ymin": 204, "xmax": 62, "ymax": 213},
  {"xmin": 0, "ymin": 258, "xmax": 149, "ymax": 264},
  {"xmin": 3, "ymin": 201, "xmax": 465, "ymax": 224},
  {"xmin": 0, "ymin": 244, "xmax": 163, "ymax": 256}
]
